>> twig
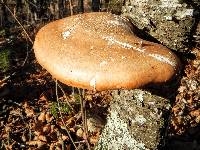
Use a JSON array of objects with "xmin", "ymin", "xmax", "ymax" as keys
[
  {"xmin": 78, "ymin": 88, "xmax": 91, "ymax": 150},
  {"xmin": 55, "ymin": 80, "xmax": 78, "ymax": 149},
  {"xmin": 2, "ymin": 2, "xmax": 33, "ymax": 44},
  {"xmin": 29, "ymin": 122, "xmax": 32, "ymax": 142},
  {"xmin": 0, "ymin": 43, "xmax": 30, "ymax": 87},
  {"xmin": 56, "ymin": 81, "xmax": 75, "ymax": 113},
  {"xmin": 21, "ymin": 44, "xmax": 31, "ymax": 67},
  {"xmin": 0, "ymin": 72, "xmax": 16, "ymax": 86},
  {"xmin": 69, "ymin": 0, "xmax": 73, "ymax": 15},
  {"xmin": 24, "ymin": 0, "xmax": 37, "ymax": 8},
  {"xmin": 0, "ymin": 43, "xmax": 30, "ymax": 85},
  {"xmin": 72, "ymin": 86, "xmax": 75, "ymax": 101},
  {"xmin": 0, "ymin": 2, "xmax": 33, "ymax": 86}
]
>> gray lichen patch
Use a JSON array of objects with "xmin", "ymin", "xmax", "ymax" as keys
[
  {"xmin": 95, "ymin": 89, "xmax": 170, "ymax": 150},
  {"xmin": 96, "ymin": 110, "xmax": 147, "ymax": 150},
  {"xmin": 122, "ymin": 0, "xmax": 195, "ymax": 52}
]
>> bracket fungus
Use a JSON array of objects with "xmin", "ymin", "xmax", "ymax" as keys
[{"xmin": 34, "ymin": 12, "xmax": 180, "ymax": 91}]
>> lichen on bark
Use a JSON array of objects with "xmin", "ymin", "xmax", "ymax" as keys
[
  {"xmin": 122, "ymin": 0, "xmax": 196, "ymax": 52},
  {"xmin": 95, "ymin": 89, "xmax": 170, "ymax": 150}
]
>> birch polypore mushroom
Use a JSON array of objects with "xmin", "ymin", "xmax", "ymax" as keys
[{"xmin": 34, "ymin": 12, "xmax": 180, "ymax": 91}]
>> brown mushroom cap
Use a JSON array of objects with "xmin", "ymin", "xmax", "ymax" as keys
[{"xmin": 34, "ymin": 12, "xmax": 180, "ymax": 91}]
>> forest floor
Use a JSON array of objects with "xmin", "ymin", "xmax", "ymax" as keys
[{"xmin": 0, "ymin": 26, "xmax": 199, "ymax": 150}]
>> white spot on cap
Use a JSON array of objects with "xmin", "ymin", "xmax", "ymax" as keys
[
  {"xmin": 109, "ymin": 57, "xmax": 115, "ymax": 62},
  {"xmin": 102, "ymin": 36, "xmax": 145, "ymax": 53},
  {"xmin": 102, "ymin": 35, "xmax": 176, "ymax": 67},
  {"xmin": 62, "ymin": 31, "xmax": 71, "ymax": 39},
  {"xmin": 102, "ymin": 36, "xmax": 133, "ymax": 49},
  {"xmin": 100, "ymin": 61, "xmax": 108, "ymax": 67},
  {"xmin": 90, "ymin": 77, "xmax": 96, "ymax": 91},
  {"xmin": 107, "ymin": 20, "xmax": 125, "ymax": 26},
  {"xmin": 121, "ymin": 56, "xmax": 126, "ymax": 59},
  {"xmin": 148, "ymin": 53, "xmax": 176, "ymax": 67},
  {"xmin": 90, "ymin": 46, "xmax": 94, "ymax": 50},
  {"xmin": 62, "ymin": 20, "xmax": 81, "ymax": 40}
]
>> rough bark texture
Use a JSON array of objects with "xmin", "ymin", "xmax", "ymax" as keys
[
  {"xmin": 95, "ymin": 89, "xmax": 170, "ymax": 150},
  {"xmin": 122, "ymin": 0, "xmax": 198, "ymax": 52}
]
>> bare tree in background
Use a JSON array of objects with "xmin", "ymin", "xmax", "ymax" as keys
[
  {"xmin": 78, "ymin": 0, "xmax": 84, "ymax": 13},
  {"xmin": 92, "ymin": 0, "xmax": 100, "ymax": 12}
]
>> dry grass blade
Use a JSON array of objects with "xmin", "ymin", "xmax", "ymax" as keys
[
  {"xmin": 2, "ymin": 1, "xmax": 33, "ymax": 44},
  {"xmin": 78, "ymin": 88, "xmax": 91, "ymax": 150},
  {"xmin": 0, "ymin": 2, "xmax": 32, "ymax": 85},
  {"xmin": 69, "ymin": 0, "xmax": 73, "ymax": 15},
  {"xmin": 0, "ymin": 72, "xmax": 16, "ymax": 86},
  {"xmin": 55, "ymin": 80, "xmax": 78, "ymax": 149},
  {"xmin": 56, "ymin": 81, "xmax": 76, "ymax": 113}
]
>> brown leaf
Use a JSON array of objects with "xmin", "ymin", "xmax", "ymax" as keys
[
  {"xmin": 45, "ymin": 112, "xmax": 53, "ymax": 123},
  {"xmin": 38, "ymin": 112, "xmax": 46, "ymax": 122},
  {"xmin": 43, "ymin": 124, "xmax": 51, "ymax": 134},
  {"xmin": 38, "ymin": 135, "xmax": 47, "ymax": 142},
  {"xmin": 76, "ymin": 128, "xmax": 83, "ymax": 138},
  {"xmin": 26, "ymin": 140, "xmax": 46, "ymax": 147}
]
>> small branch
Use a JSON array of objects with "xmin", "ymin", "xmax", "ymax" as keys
[
  {"xmin": 21, "ymin": 44, "xmax": 31, "ymax": 67},
  {"xmin": 55, "ymin": 80, "xmax": 78, "ymax": 149},
  {"xmin": 69, "ymin": 0, "xmax": 73, "ymax": 15},
  {"xmin": 2, "ymin": 2, "xmax": 33, "ymax": 44},
  {"xmin": 24, "ymin": 0, "xmax": 37, "ymax": 8},
  {"xmin": 0, "ymin": 72, "xmax": 16, "ymax": 86},
  {"xmin": 0, "ymin": 2, "xmax": 33, "ymax": 86},
  {"xmin": 56, "ymin": 80, "xmax": 76, "ymax": 113},
  {"xmin": 78, "ymin": 88, "xmax": 91, "ymax": 150}
]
